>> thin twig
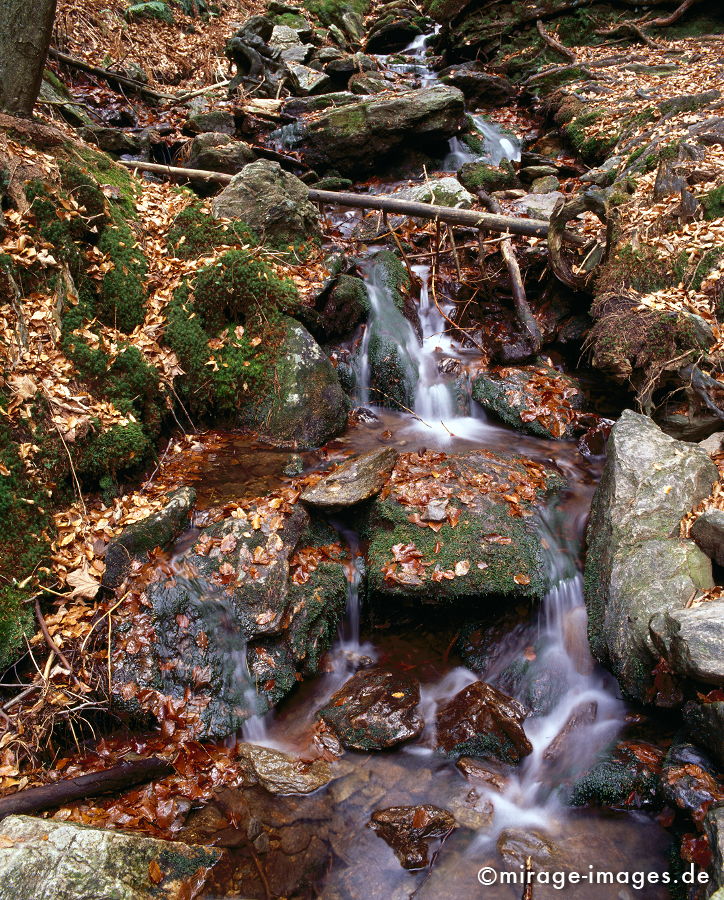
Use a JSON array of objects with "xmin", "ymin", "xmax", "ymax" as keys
[{"xmin": 34, "ymin": 598, "xmax": 81, "ymax": 686}]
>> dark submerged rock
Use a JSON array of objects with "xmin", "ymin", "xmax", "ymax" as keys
[
  {"xmin": 435, "ymin": 680, "xmax": 532, "ymax": 763},
  {"xmin": 318, "ymin": 668, "xmax": 424, "ymax": 750},
  {"xmin": 368, "ymin": 805, "xmax": 456, "ymax": 869}
]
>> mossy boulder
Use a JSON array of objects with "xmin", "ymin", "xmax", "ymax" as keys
[
  {"xmin": 394, "ymin": 176, "xmax": 474, "ymax": 208},
  {"xmin": 0, "ymin": 815, "xmax": 222, "ymax": 899},
  {"xmin": 187, "ymin": 132, "xmax": 256, "ymax": 175},
  {"xmin": 457, "ymin": 160, "xmax": 520, "ymax": 194},
  {"xmin": 211, "ymin": 160, "xmax": 321, "ymax": 245},
  {"xmin": 584, "ymin": 411, "xmax": 717, "ymax": 704},
  {"xmin": 113, "ymin": 504, "xmax": 348, "ymax": 738},
  {"xmin": 283, "ymin": 85, "xmax": 466, "ymax": 175},
  {"xmin": 471, "ymin": 366, "xmax": 584, "ymax": 440},
  {"xmin": 568, "ymin": 756, "xmax": 659, "ymax": 808},
  {"xmin": 364, "ymin": 449, "xmax": 561, "ymax": 605}
]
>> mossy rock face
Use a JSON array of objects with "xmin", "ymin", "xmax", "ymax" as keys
[
  {"xmin": 249, "ymin": 315, "xmax": 349, "ymax": 448},
  {"xmin": 471, "ymin": 366, "xmax": 584, "ymax": 440},
  {"xmin": 568, "ymin": 756, "xmax": 660, "ymax": 808},
  {"xmin": 457, "ymin": 160, "xmax": 519, "ymax": 194},
  {"xmin": 0, "ymin": 815, "xmax": 222, "ymax": 899},
  {"xmin": 364, "ymin": 449, "xmax": 562, "ymax": 606},
  {"xmin": 113, "ymin": 504, "xmax": 347, "ymax": 738}
]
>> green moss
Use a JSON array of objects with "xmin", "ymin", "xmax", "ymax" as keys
[
  {"xmin": 701, "ymin": 185, "xmax": 724, "ymax": 221},
  {"xmin": 96, "ymin": 207, "xmax": 147, "ymax": 332},
  {"xmin": 126, "ymin": 1, "xmax": 173, "ymax": 23},
  {"xmin": 78, "ymin": 421, "xmax": 152, "ymax": 480},
  {"xmin": 457, "ymin": 160, "xmax": 518, "ymax": 193},
  {"xmin": 166, "ymin": 200, "xmax": 257, "ymax": 259},
  {"xmin": 25, "ymin": 180, "xmax": 87, "ymax": 280},
  {"xmin": 0, "ymin": 587, "xmax": 34, "ymax": 671},
  {"xmin": 189, "ymin": 248, "xmax": 298, "ymax": 334},
  {"xmin": 596, "ymin": 243, "xmax": 669, "ymax": 294},
  {"xmin": 568, "ymin": 757, "xmax": 659, "ymax": 807},
  {"xmin": 564, "ymin": 109, "xmax": 619, "ymax": 162},
  {"xmin": 303, "ymin": 0, "xmax": 368, "ymax": 24}
]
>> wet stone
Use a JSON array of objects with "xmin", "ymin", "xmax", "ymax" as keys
[
  {"xmin": 301, "ymin": 447, "xmax": 398, "ymax": 509},
  {"xmin": 435, "ymin": 680, "xmax": 532, "ymax": 763},
  {"xmin": 368, "ymin": 805, "xmax": 456, "ymax": 869},
  {"xmin": 318, "ymin": 668, "xmax": 424, "ymax": 750},
  {"xmin": 456, "ymin": 756, "xmax": 511, "ymax": 792},
  {"xmin": 237, "ymin": 742, "xmax": 335, "ymax": 794},
  {"xmin": 661, "ymin": 740, "xmax": 724, "ymax": 820},
  {"xmin": 497, "ymin": 828, "xmax": 560, "ymax": 870}
]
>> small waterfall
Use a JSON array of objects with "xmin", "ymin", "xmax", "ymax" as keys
[
  {"xmin": 444, "ymin": 114, "xmax": 523, "ymax": 170},
  {"xmin": 468, "ymin": 510, "xmax": 625, "ymax": 844},
  {"xmin": 381, "ymin": 28, "xmax": 440, "ymax": 87},
  {"xmin": 412, "ymin": 264, "xmax": 457, "ymax": 425}
]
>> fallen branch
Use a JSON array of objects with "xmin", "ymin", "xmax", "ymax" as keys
[
  {"xmin": 646, "ymin": 0, "xmax": 701, "ymax": 27},
  {"xmin": 0, "ymin": 757, "xmax": 174, "ymax": 820},
  {"xmin": 116, "ymin": 160, "xmax": 588, "ymax": 245},
  {"xmin": 595, "ymin": 22, "xmax": 659, "ymax": 49},
  {"xmin": 34, "ymin": 598, "xmax": 79, "ymax": 685},
  {"xmin": 536, "ymin": 20, "xmax": 577, "ymax": 63},
  {"xmin": 49, "ymin": 49, "xmax": 174, "ymax": 102},
  {"xmin": 478, "ymin": 191, "xmax": 541, "ymax": 353}
]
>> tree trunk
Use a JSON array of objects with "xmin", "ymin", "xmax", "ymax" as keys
[{"xmin": 0, "ymin": 0, "xmax": 59, "ymax": 118}]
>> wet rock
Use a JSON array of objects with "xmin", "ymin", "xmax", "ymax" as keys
[
  {"xmin": 436, "ymin": 680, "xmax": 532, "ymax": 763},
  {"xmin": 707, "ymin": 805, "xmax": 724, "ymax": 892},
  {"xmin": 683, "ymin": 700, "xmax": 724, "ymax": 766},
  {"xmin": 349, "ymin": 71, "xmax": 390, "ymax": 94},
  {"xmin": 542, "ymin": 701, "xmax": 598, "ymax": 775},
  {"xmin": 212, "ymin": 160, "xmax": 321, "ymax": 244},
  {"xmin": 585, "ymin": 410, "xmax": 717, "ymax": 704},
  {"xmin": 366, "ymin": 449, "xmax": 562, "ymax": 604},
  {"xmin": 284, "ymin": 85, "xmax": 466, "ymax": 176},
  {"xmin": 301, "ymin": 447, "xmax": 398, "ymax": 509},
  {"xmin": 448, "ymin": 788, "xmax": 494, "ymax": 830},
  {"xmin": 393, "ymin": 176, "xmax": 474, "ymax": 208},
  {"xmin": 315, "ymin": 274, "xmax": 369, "ymax": 339},
  {"xmin": 185, "ymin": 108, "xmax": 236, "ymax": 135},
  {"xmin": 497, "ymin": 828, "xmax": 559, "ymax": 869},
  {"xmin": 237, "ymin": 742, "xmax": 334, "ymax": 794},
  {"xmin": 568, "ymin": 747, "xmax": 661, "ymax": 809},
  {"xmin": 650, "ymin": 602, "xmax": 724, "ymax": 686},
  {"xmin": 247, "ymin": 317, "xmax": 347, "ymax": 448},
  {"xmin": 77, "ymin": 125, "xmax": 141, "ymax": 155},
  {"xmin": 661, "ymin": 739, "xmax": 724, "ymax": 820},
  {"xmin": 531, "ymin": 174, "xmax": 560, "ymax": 193},
  {"xmin": 187, "ymin": 132, "xmax": 256, "ymax": 175},
  {"xmin": 113, "ymin": 505, "xmax": 348, "ymax": 739},
  {"xmin": 456, "ymin": 757, "xmax": 510, "ymax": 791},
  {"xmin": 471, "ymin": 365, "xmax": 585, "ymax": 440},
  {"xmin": 691, "ymin": 509, "xmax": 724, "ymax": 567},
  {"xmin": 0, "ymin": 814, "xmax": 222, "ymax": 899},
  {"xmin": 498, "ymin": 653, "xmax": 568, "ymax": 717},
  {"xmin": 438, "ymin": 64, "xmax": 514, "ymax": 107},
  {"xmin": 318, "ymin": 668, "xmax": 424, "ymax": 750},
  {"xmin": 512, "ymin": 190, "xmax": 565, "ymax": 220},
  {"xmin": 289, "ymin": 62, "xmax": 333, "ymax": 95},
  {"xmin": 365, "ymin": 19, "xmax": 422, "ymax": 54},
  {"xmin": 368, "ymin": 805, "xmax": 456, "ymax": 869},
  {"xmin": 103, "ymin": 486, "xmax": 196, "ymax": 589}
]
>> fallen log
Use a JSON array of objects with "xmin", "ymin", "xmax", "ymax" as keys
[
  {"xmin": 49, "ymin": 49, "xmax": 175, "ymax": 102},
  {"xmin": 0, "ymin": 757, "xmax": 174, "ymax": 820},
  {"xmin": 116, "ymin": 159, "xmax": 587, "ymax": 245}
]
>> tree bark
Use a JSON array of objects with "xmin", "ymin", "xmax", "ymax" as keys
[
  {"xmin": 0, "ymin": 0, "xmax": 59, "ymax": 118},
  {"xmin": 0, "ymin": 757, "xmax": 174, "ymax": 820}
]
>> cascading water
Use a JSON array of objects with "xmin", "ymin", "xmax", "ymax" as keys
[{"xmin": 444, "ymin": 114, "xmax": 523, "ymax": 170}]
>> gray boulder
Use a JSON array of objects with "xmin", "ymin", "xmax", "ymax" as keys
[
  {"xmin": 212, "ymin": 160, "xmax": 320, "ymax": 244},
  {"xmin": 691, "ymin": 509, "xmax": 724, "ymax": 566},
  {"xmin": 187, "ymin": 132, "xmax": 256, "ymax": 175},
  {"xmin": 651, "ymin": 602, "xmax": 724, "ymax": 686},
  {"xmin": 585, "ymin": 410, "xmax": 717, "ymax": 703},
  {"xmin": 438, "ymin": 63, "xmax": 515, "ymax": 107},
  {"xmin": 285, "ymin": 85, "xmax": 466, "ymax": 175},
  {"xmin": 393, "ymin": 176, "xmax": 474, "ymax": 208},
  {"xmin": 301, "ymin": 447, "xmax": 398, "ymax": 509},
  {"xmin": 512, "ymin": 191, "xmax": 565, "ymax": 220},
  {"xmin": 185, "ymin": 108, "xmax": 235, "ymax": 135},
  {"xmin": 0, "ymin": 815, "xmax": 222, "ymax": 900}
]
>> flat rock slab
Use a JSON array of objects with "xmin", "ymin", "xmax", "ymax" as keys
[
  {"xmin": 301, "ymin": 447, "xmax": 398, "ymax": 509},
  {"xmin": 0, "ymin": 814, "xmax": 222, "ymax": 900}
]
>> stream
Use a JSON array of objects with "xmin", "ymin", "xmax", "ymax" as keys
[{"xmin": 153, "ymin": 30, "xmax": 673, "ymax": 899}]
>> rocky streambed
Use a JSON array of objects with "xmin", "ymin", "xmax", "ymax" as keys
[{"xmin": 3, "ymin": 2, "xmax": 724, "ymax": 899}]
